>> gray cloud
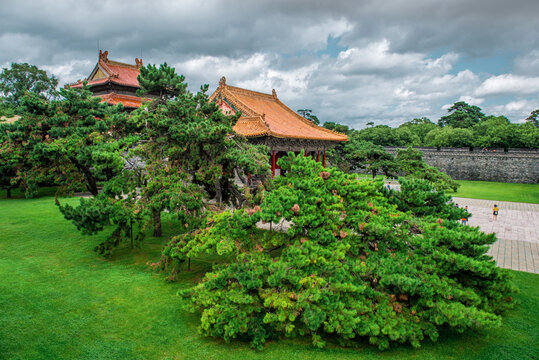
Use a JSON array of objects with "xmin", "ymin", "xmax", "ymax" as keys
[{"xmin": 1, "ymin": 0, "xmax": 538, "ymax": 127}]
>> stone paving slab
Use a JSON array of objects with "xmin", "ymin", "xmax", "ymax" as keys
[{"xmin": 453, "ymin": 197, "xmax": 539, "ymax": 274}]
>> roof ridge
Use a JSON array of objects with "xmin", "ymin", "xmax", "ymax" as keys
[
  {"xmin": 98, "ymin": 59, "xmax": 116, "ymax": 77},
  {"xmin": 221, "ymin": 88, "xmax": 260, "ymax": 117},
  {"xmin": 225, "ymin": 84, "xmax": 276, "ymax": 100},
  {"xmin": 106, "ymin": 60, "xmax": 140, "ymax": 69}
]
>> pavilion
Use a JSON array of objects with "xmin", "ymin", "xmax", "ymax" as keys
[
  {"xmin": 69, "ymin": 51, "xmax": 348, "ymax": 176},
  {"xmin": 69, "ymin": 50, "xmax": 146, "ymax": 109},
  {"xmin": 209, "ymin": 77, "xmax": 348, "ymax": 176}
]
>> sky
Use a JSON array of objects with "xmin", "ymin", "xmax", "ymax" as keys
[{"xmin": 1, "ymin": 0, "xmax": 538, "ymax": 129}]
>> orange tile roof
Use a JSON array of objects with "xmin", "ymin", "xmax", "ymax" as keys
[
  {"xmin": 210, "ymin": 77, "xmax": 347, "ymax": 142},
  {"xmin": 69, "ymin": 50, "xmax": 141, "ymax": 89},
  {"xmin": 100, "ymin": 93, "xmax": 147, "ymax": 108}
]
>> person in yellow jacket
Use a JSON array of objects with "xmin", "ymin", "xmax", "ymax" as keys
[{"xmin": 493, "ymin": 204, "xmax": 499, "ymax": 220}]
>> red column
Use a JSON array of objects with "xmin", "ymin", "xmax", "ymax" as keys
[
  {"xmin": 271, "ymin": 151, "xmax": 276, "ymax": 177},
  {"xmin": 323, "ymin": 151, "xmax": 326, "ymax": 168},
  {"xmin": 316, "ymin": 151, "xmax": 320, "ymax": 162}
]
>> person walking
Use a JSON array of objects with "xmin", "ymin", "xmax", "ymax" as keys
[
  {"xmin": 461, "ymin": 205, "xmax": 468, "ymax": 225},
  {"xmin": 493, "ymin": 204, "xmax": 499, "ymax": 220}
]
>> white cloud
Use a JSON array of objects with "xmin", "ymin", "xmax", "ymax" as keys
[
  {"xmin": 475, "ymin": 74, "xmax": 539, "ymax": 97},
  {"xmin": 491, "ymin": 99, "xmax": 538, "ymax": 122},
  {"xmin": 458, "ymin": 95, "xmax": 484, "ymax": 105}
]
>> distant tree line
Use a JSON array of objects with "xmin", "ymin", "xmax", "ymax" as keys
[{"xmin": 322, "ymin": 101, "xmax": 538, "ymax": 150}]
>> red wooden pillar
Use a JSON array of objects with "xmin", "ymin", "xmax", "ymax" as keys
[
  {"xmin": 271, "ymin": 150, "xmax": 276, "ymax": 177},
  {"xmin": 316, "ymin": 151, "xmax": 320, "ymax": 162},
  {"xmin": 322, "ymin": 150, "xmax": 326, "ymax": 168}
]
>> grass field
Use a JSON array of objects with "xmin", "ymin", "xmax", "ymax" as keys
[
  {"xmin": 1, "ymin": 195, "xmax": 538, "ymax": 360},
  {"xmin": 450, "ymin": 180, "xmax": 539, "ymax": 204},
  {"xmin": 353, "ymin": 176, "xmax": 539, "ymax": 204}
]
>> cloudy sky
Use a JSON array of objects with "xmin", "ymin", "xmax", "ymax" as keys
[{"xmin": 1, "ymin": 0, "xmax": 538, "ymax": 128}]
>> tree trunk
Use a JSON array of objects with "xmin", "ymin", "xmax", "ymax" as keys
[
  {"xmin": 152, "ymin": 209, "xmax": 162, "ymax": 237},
  {"xmin": 214, "ymin": 178, "xmax": 222, "ymax": 204},
  {"xmin": 71, "ymin": 158, "xmax": 98, "ymax": 196},
  {"xmin": 6, "ymin": 188, "xmax": 11, "ymax": 198},
  {"xmin": 372, "ymin": 170, "xmax": 376, "ymax": 179}
]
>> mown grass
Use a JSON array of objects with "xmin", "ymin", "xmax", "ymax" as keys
[
  {"xmin": 1, "ymin": 194, "xmax": 538, "ymax": 360},
  {"xmin": 450, "ymin": 180, "xmax": 539, "ymax": 204},
  {"xmin": 353, "ymin": 176, "xmax": 538, "ymax": 204}
]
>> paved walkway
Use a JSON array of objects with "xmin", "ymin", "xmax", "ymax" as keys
[{"xmin": 453, "ymin": 197, "xmax": 539, "ymax": 274}]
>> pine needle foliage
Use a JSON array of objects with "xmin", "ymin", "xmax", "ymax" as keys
[{"xmin": 163, "ymin": 153, "xmax": 516, "ymax": 350}]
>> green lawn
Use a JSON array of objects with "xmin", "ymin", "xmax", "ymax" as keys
[
  {"xmin": 450, "ymin": 180, "xmax": 539, "ymax": 204},
  {"xmin": 352, "ymin": 176, "xmax": 539, "ymax": 204},
  {"xmin": 1, "ymin": 195, "xmax": 538, "ymax": 360}
]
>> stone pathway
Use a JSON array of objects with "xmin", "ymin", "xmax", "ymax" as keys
[{"xmin": 453, "ymin": 197, "xmax": 539, "ymax": 274}]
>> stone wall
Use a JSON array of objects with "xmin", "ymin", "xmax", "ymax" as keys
[{"xmin": 385, "ymin": 147, "xmax": 539, "ymax": 184}]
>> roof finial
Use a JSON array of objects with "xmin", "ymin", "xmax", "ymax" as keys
[
  {"xmin": 219, "ymin": 76, "xmax": 226, "ymax": 87},
  {"xmin": 272, "ymin": 89, "xmax": 277, "ymax": 98},
  {"xmin": 99, "ymin": 50, "xmax": 109, "ymax": 62},
  {"xmin": 135, "ymin": 58, "xmax": 143, "ymax": 68}
]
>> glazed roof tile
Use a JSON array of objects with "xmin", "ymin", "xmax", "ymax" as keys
[
  {"xmin": 69, "ymin": 50, "xmax": 141, "ymax": 89},
  {"xmin": 210, "ymin": 79, "xmax": 347, "ymax": 142},
  {"xmin": 100, "ymin": 93, "xmax": 146, "ymax": 108}
]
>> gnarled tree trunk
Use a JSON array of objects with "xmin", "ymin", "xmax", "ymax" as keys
[
  {"xmin": 214, "ymin": 178, "xmax": 222, "ymax": 204},
  {"xmin": 152, "ymin": 209, "xmax": 162, "ymax": 237}
]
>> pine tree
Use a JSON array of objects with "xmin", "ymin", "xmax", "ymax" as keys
[{"xmin": 161, "ymin": 153, "xmax": 515, "ymax": 350}]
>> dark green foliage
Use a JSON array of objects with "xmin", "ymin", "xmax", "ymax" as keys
[
  {"xmin": 353, "ymin": 125, "xmax": 394, "ymax": 146},
  {"xmin": 325, "ymin": 102, "xmax": 538, "ymax": 150},
  {"xmin": 0, "ymin": 119, "xmax": 24, "ymax": 198},
  {"xmin": 345, "ymin": 138, "xmax": 397, "ymax": 178},
  {"xmin": 59, "ymin": 65, "xmax": 270, "ymax": 255},
  {"xmin": 382, "ymin": 177, "xmax": 465, "ymax": 220},
  {"xmin": 163, "ymin": 153, "xmax": 515, "ymax": 350},
  {"xmin": 58, "ymin": 169, "xmax": 145, "ymax": 257},
  {"xmin": 3, "ymin": 83, "xmax": 145, "ymax": 255},
  {"xmin": 136, "ymin": 63, "xmax": 187, "ymax": 104},
  {"xmin": 438, "ymin": 102, "xmax": 485, "ymax": 128},
  {"xmin": 134, "ymin": 70, "xmax": 270, "ymax": 206},
  {"xmin": 0, "ymin": 63, "xmax": 58, "ymax": 106},
  {"xmin": 395, "ymin": 147, "xmax": 459, "ymax": 192},
  {"xmin": 526, "ymin": 109, "xmax": 539, "ymax": 127},
  {"xmin": 323, "ymin": 121, "xmax": 350, "ymax": 134},
  {"xmin": 4, "ymin": 86, "xmax": 138, "ymax": 197},
  {"xmin": 297, "ymin": 109, "xmax": 320, "ymax": 125}
]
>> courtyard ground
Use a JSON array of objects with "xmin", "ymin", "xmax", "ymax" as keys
[{"xmin": 453, "ymin": 197, "xmax": 539, "ymax": 274}]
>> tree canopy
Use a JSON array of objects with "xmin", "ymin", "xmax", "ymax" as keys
[
  {"xmin": 137, "ymin": 63, "xmax": 187, "ymax": 104},
  {"xmin": 438, "ymin": 101, "xmax": 485, "ymax": 128},
  {"xmin": 57, "ymin": 65, "xmax": 270, "ymax": 255},
  {"xmin": 0, "ymin": 63, "xmax": 58, "ymax": 106},
  {"xmin": 297, "ymin": 109, "xmax": 320, "ymax": 125},
  {"xmin": 161, "ymin": 153, "xmax": 515, "ymax": 350},
  {"xmin": 322, "ymin": 103, "xmax": 538, "ymax": 150}
]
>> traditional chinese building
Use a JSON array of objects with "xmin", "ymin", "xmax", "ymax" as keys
[
  {"xmin": 69, "ymin": 50, "xmax": 146, "ymax": 109},
  {"xmin": 209, "ymin": 77, "xmax": 347, "ymax": 176}
]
